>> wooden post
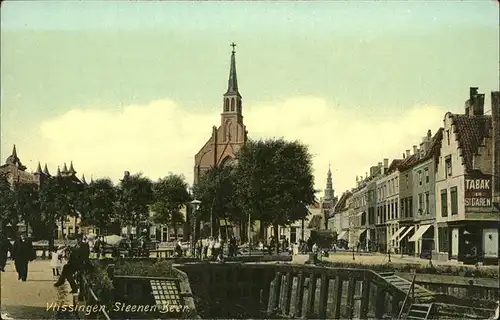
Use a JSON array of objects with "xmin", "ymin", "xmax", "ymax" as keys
[
  {"xmin": 306, "ymin": 273, "xmax": 317, "ymax": 316},
  {"xmin": 332, "ymin": 276, "xmax": 343, "ymax": 319},
  {"xmin": 374, "ymin": 285, "xmax": 386, "ymax": 319},
  {"xmin": 318, "ymin": 273, "xmax": 330, "ymax": 319},
  {"xmin": 267, "ymin": 272, "xmax": 282, "ymax": 315},
  {"xmin": 345, "ymin": 279, "xmax": 356, "ymax": 319},
  {"xmin": 391, "ymin": 296, "xmax": 402, "ymax": 318},
  {"xmin": 282, "ymin": 272, "xmax": 293, "ymax": 315},
  {"xmin": 359, "ymin": 274, "xmax": 371, "ymax": 319},
  {"xmin": 295, "ymin": 272, "xmax": 305, "ymax": 317}
]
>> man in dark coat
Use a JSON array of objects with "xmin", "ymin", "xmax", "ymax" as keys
[
  {"xmin": 54, "ymin": 234, "xmax": 89, "ymax": 293},
  {"xmin": 11, "ymin": 233, "xmax": 36, "ymax": 281},
  {"xmin": 0, "ymin": 231, "xmax": 12, "ymax": 271}
]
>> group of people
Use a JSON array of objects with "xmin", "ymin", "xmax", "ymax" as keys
[
  {"xmin": 193, "ymin": 236, "xmax": 225, "ymax": 261},
  {"xmin": 0, "ymin": 232, "xmax": 36, "ymax": 281}
]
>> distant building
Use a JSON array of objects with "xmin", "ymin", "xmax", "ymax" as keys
[
  {"xmin": 0, "ymin": 145, "xmax": 84, "ymax": 239},
  {"xmin": 321, "ymin": 165, "xmax": 337, "ymax": 229}
]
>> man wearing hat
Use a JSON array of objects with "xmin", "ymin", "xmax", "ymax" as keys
[
  {"xmin": 11, "ymin": 232, "xmax": 36, "ymax": 281},
  {"xmin": 54, "ymin": 233, "xmax": 90, "ymax": 293}
]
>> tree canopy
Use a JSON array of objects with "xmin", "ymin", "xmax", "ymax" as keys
[{"xmin": 152, "ymin": 173, "xmax": 191, "ymax": 238}]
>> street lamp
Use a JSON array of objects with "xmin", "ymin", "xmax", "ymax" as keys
[{"xmin": 191, "ymin": 199, "xmax": 201, "ymax": 256}]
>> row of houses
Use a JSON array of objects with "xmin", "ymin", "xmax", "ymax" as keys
[{"xmin": 327, "ymin": 87, "xmax": 499, "ymax": 264}]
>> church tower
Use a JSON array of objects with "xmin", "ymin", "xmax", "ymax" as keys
[
  {"xmin": 192, "ymin": 43, "xmax": 249, "ymax": 239},
  {"xmin": 221, "ymin": 43, "xmax": 243, "ymax": 142},
  {"xmin": 324, "ymin": 165, "xmax": 335, "ymax": 201},
  {"xmin": 194, "ymin": 43, "xmax": 248, "ymax": 185}
]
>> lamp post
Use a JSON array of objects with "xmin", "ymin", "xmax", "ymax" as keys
[{"xmin": 191, "ymin": 199, "xmax": 201, "ymax": 257}]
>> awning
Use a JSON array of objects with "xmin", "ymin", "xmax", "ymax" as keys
[
  {"xmin": 390, "ymin": 226, "xmax": 407, "ymax": 241},
  {"xmin": 409, "ymin": 224, "xmax": 432, "ymax": 242},
  {"xmin": 338, "ymin": 231, "xmax": 348, "ymax": 240},
  {"xmin": 399, "ymin": 226, "xmax": 414, "ymax": 241},
  {"xmin": 357, "ymin": 228, "xmax": 367, "ymax": 237}
]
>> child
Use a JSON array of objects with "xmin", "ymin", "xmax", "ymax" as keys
[{"xmin": 50, "ymin": 246, "xmax": 65, "ymax": 277}]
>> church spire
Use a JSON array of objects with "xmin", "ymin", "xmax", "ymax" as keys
[
  {"xmin": 225, "ymin": 42, "xmax": 239, "ymax": 95},
  {"xmin": 324, "ymin": 164, "xmax": 334, "ymax": 201},
  {"xmin": 43, "ymin": 163, "xmax": 51, "ymax": 176},
  {"xmin": 12, "ymin": 145, "xmax": 17, "ymax": 158},
  {"xmin": 34, "ymin": 162, "xmax": 43, "ymax": 175}
]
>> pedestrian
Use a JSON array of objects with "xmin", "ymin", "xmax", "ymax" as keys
[
  {"xmin": 214, "ymin": 237, "xmax": 221, "ymax": 258},
  {"xmin": 0, "ymin": 231, "xmax": 12, "ymax": 272},
  {"xmin": 11, "ymin": 232, "xmax": 36, "ymax": 281},
  {"xmin": 93, "ymin": 236, "xmax": 102, "ymax": 259},
  {"xmin": 175, "ymin": 239, "xmax": 183, "ymax": 257},
  {"xmin": 54, "ymin": 234, "xmax": 88, "ymax": 293},
  {"xmin": 50, "ymin": 246, "xmax": 65, "ymax": 277},
  {"xmin": 195, "ymin": 239, "xmax": 202, "ymax": 259}
]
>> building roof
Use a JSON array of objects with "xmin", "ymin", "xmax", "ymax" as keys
[
  {"xmin": 449, "ymin": 114, "xmax": 492, "ymax": 171},
  {"xmin": 399, "ymin": 128, "xmax": 444, "ymax": 172},
  {"xmin": 386, "ymin": 159, "xmax": 404, "ymax": 174},
  {"xmin": 333, "ymin": 191, "xmax": 352, "ymax": 213}
]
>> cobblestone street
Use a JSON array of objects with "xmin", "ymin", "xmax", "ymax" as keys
[{"xmin": 1, "ymin": 260, "xmax": 72, "ymax": 320}]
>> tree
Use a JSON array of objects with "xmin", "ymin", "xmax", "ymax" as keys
[
  {"xmin": 12, "ymin": 182, "xmax": 40, "ymax": 237},
  {"xmin": 192, "ymin": 165, "xmax": 238, "ymax": 238},
  {"xmin": 0, "ymin": 173, "xmax": 15, "ymax": 232},
  {"xmin": 117, "ymin": 173, "xmax": 153, "ymax": 231},
  {"xmin": 233, "ymin": 138, "xmax": 316, "ymax": 253},
  {"xmin": 79, "ymin": 178, "xmax": 117, "ymax": 235},
  {"xmin": 152, "ymin": 174, "xmax": 191, "ymax": 240}
]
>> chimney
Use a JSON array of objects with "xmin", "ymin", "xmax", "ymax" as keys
[
  {"xmin": 474, "ymin": 93, "xmax": 485, "ymax": 116},
  {"xmin": 492, "ymin": 91, "xmax": 500, "ymax": 204},
  {"xmin": 383, "ymin": 158, "xmax": 389, "ymax": 168},
  {"xmin": 470, "ymin": 87, "xmax": 479, "ymax": 101},
  {"xmin": 406, "ymin": 149, "xmax": 410, "ymax": 158},
  {"xmin": 466, "ymin": 87, "xmax": 484, "ymax": 116},
  {"xmin": 413, "ymin": 145, "xmax": 418, "ymax": 155},
  {"xmin": 427, "ymin": 129, "xmax": 432, "ymax": 138}
]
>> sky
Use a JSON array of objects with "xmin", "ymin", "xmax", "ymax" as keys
[{"xmin": 1, "ymin": 1, "xmax": 499, "ymax": 196}]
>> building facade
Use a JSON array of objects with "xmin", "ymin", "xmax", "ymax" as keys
[{"xmin": 435, "ymin": 88, "xmax": 499, "ymax": 263}]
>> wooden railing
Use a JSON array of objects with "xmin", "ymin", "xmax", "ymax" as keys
[
  {"xmin": 79, "ymin": 275, "xmax": 112, "ymax": 320},
  {"xmin": 178, "ymin": 263, "xmax": 409, "ymax": 319},
  {"xmin": 397, "ymin": 274, "xmax": 416, "ymax": 320}
]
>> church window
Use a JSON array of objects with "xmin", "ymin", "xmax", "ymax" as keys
[
  {"xmin": 231, "ymin": 98, "xmax": 235, "ymax": 111},
  {"xmin": 225, "ymin": 121, "xmax": 232, "ymax": 141},
  {"xmin": 224, "ymin": 99, "xmax": 229, "ymax": 112},
  {"xmin": 237, "ymin": 100, "xmax": 242, "ymax": 113}
]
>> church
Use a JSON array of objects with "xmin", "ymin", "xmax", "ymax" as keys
[{"xmin": 192, "ymin": 43, "xmax": 249, "ymax": 240}]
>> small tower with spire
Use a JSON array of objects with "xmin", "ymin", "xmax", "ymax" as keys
[
  {"xmin": 324, "ymin": 163, "xmax": 335, "ymax": 201},
  {"xmin": 43, "ymin": 164, "xmax": 51, "ymax": 177},
  {"xmin": 68, "ymin": 161, "xmax": 76, "ymax": 176},
  {"xmin": 5, "ymin": 144, "xmax": 26, "ymax": 171},
  {"xmin": 221, "ymin": 42, "xmax": 244, "ymax": 127},
  {"xmin": 62, "ymin": 163, "xmax": 68, "ymax": 175},
  {"xmin": 56, "ymin": 166, "xmax": 62, "ymax": 178}
]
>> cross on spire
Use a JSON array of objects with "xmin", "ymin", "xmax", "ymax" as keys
[{"xmin": 230, "ymin": 42, "xmax": 236, "ymax": 53}]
